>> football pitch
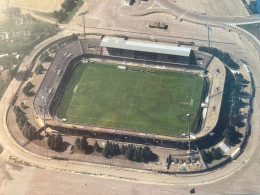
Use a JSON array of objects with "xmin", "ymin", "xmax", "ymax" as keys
[{"xmin": 57, "ymin": 63, "xmax": 204, "ymax": 136}]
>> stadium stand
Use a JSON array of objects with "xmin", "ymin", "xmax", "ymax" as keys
[
  {"xmin": 100, "ymin": 37, "xmax": 191, "ymax": 65},
  {"xmin": 34, "ymin": 41, "xmax": 83, "ymax": 117},
  {"xmin": 196, "ymin": 57, "xmax": 226, "ymax": 137},
  {"xmin": 34, "ymin": 39, "xmax": 103, "ymax": 118},
  {"xmin": 79, "ymin": 39, "xmax": 101, "ymax": 55}
]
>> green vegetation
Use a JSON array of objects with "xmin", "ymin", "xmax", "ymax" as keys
[
  {"xmin": 201, "ymin": 148, "xmax": 223, "ymax": 164},
  {"xmin": 198, "ymin": 46, "xmax": 239, "ymax": 69},
  {"xmin": 0, "ymin": 81, "xmax": 8, "ymax": 98},
  {"xmin": 13, "ymin": 106, "xmax": 37, "ymax": 140},
  {"xmin": 101, "ymin": 141, "xmax": 156, "ymax": 162},
  {"xmin": 0, "ymin": 8, "xmax": 58, "ymax": 99},
  {"xmin": 52, "ymin": 0, "xmax": 84, "ymax": 23},
  {"xmin": 57, "ymin": 63, "xmax": 204, "ymax": 136},
  {"xmin": 0, "ymin": 9, "xmax": 58, "ymax": 58},
  {"xmin": 22, "ymin": 81, "xmax": 35, "ymax": 97},
  {"xmin": 223, "ymin": 128, "xmax": 236, "ymax": 145},
  {"xmin": 196, "ymin": 68, "xmax": 245, "ymax": 150},
  {"xmin": 34, "ymin": 11, "xmax": 54, "ymax": 19},
  {"xmin": 34, "ymin": 63, "xmax": 45, "ymax": 74},
  {"xmin": 230, "ymin": 73, "xmax": 249, "ymax": 128},
  {"xmin": 93, "ymin": 140, "xmax": 101, "ymax": 152},
  {"xmin": 75, "ymin": 135, "xmax": 88, "ymax": 151},
  {"xmin": 39, "ymin": 51, "xmax": 52, "ymax": 63},
  {"xmin": 47, "ymin": 134, "xmax": 63, "ymax": 150}
]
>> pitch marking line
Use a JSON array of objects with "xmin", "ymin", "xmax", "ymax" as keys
[{"xmin": 125, "ymin": 71, "xmax": 142, "ymax": 121}]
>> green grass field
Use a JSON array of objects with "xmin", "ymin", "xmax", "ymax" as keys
[{"xmin": 57, "ymin": 63, "xmax": 204, "ymax": 136}]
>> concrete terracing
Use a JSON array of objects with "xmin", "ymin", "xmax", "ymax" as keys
[{"xmin": 196, "ymin": 57, "xmax": 226, "ymax": 138}]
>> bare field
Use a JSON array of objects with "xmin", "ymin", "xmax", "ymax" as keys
[
  {"xmin": 0, "ymin": 0, "xmax": 8, "ymax": 23},
  {"xmin": 0, "ymin": 13, "xmax": 7, "ymax": 23},
  {"xmin": 9, "ymin": 0, "xmax": 64, "ymax": 12},
  {"xmin": 171, "ymin": 0, "xmax": 249, "ymax": 17}
]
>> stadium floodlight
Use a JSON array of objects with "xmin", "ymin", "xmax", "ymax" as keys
[
  {"xmin": 204, "ymin": 24, "xmax": 212, "ymax": 48},
  {"xmin": 184, "ymin": 113, "xmax": 193, "ymax": 153},
  {"xmin": 79, "ymin": 11, "xmax": 89, "ymax": 38}
]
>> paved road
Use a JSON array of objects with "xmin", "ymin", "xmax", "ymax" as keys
[
  {"xmin": 157, "ymin": 0, "xmax": 260, "ymax": 24},
  {"xmin": 1, "ymin": 0, "xmax": 260, "ymax": 194}
]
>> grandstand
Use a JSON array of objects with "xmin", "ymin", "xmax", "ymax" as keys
[
  {"xmin": 34, "ymin": 39, "xmax": 101, "ymax": 118},
  {"xmin": 100, "ymin": 37, "xmax": 191, "ymax": 65}
]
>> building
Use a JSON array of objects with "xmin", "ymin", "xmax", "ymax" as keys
[{"xmin": 100, "ymin": 37, "xmax": 191, "ymax": 65}]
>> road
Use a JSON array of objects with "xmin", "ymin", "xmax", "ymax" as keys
[{"xmin": 1, "ymin": 0, "xmax": 260, "ymax": 194}]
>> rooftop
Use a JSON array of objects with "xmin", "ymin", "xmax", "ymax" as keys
[{"xmin": 100, "ymin": 38, "xmax": 191, "ymax": 57}]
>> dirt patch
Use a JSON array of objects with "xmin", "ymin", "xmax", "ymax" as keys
[
  {"xmin": 0, "ymin": 13, "xmax": 7, "ymax": 23},
  {"xmin": 9, "ymin": 0, "xmax": 64, "ymax": 12},
  {"xmin": 0, "ymin": 69, "xmax": 10, "ymax": 82}
]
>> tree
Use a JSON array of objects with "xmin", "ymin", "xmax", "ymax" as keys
[
  {"xmin": 143, "ymin": 146, "xmax": 152, "ymax": 161},
  {"xmin": 61, "ymin": 0, "xmax": 76, "ymax": 11},
  {"xmin": 39, "ymin": 51, "xmax": 52, "ymax": 63},
  {"xmin": 22, "ymin": 81, "xmax": 35, "ymax": 96},
  {"xmin": 201, "ymin": 149, "xmax": 213, "ymax": 164},
  {"xmin": 125, "ymin": 144, "xmax": 134, "ymax": 161},
  {"xmin": 93, "ymin": 140, "xmax": 100, "ymax": 152},
  {"xmin": 75, "ymin": 137, "xmax": 80, "ymax": 149},
  {"xmin": 53, "ymin": 10, "xmax": 68, "ymax": 23},
  {"xmin": 102, "ymin": 141, "xmax": 110, "ymax": 158},
  {"xmin": 211, "ymin": 148, "xmax": 223, "ymax": 160},
  {"xmin": 47, "ymin": 134, "xmax": 63, "ymax": 150},
  {"xmin": 74, "ymin": 136, "xmax": 88, "ymax": 151},
  {"xmin": 133, "ymin": 148, "xmax": 138, "ymax": 162},
  {"xmin": 80, "ymin": 135, "xmax": 88, "ymax": 151},
  {"xmin": 35, "ymin": 63, "xmax": 45, "ymax": 74},
  {"xmin": 223, "ymin": 128, "xmax": 235, "ymax": 145}
]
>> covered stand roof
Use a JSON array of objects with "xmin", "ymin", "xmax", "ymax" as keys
[{"xmin": 100, "ymin": 37, "xmax": 191, "ymax": 57}]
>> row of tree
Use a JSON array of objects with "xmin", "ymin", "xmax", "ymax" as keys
[
  {"xmin": 201, "ymin": 148, "xmax": 223, "ymax": 164},
  {"xmin": 13, "ymin": 106, "xmax": 37, "ymax": 140},
  {"xmin": 53, "ymin": 0, "xmax": 81, "ymax": 23},
  {"xmin": 73, "ymin": 137, "xmax": 156, "ymax": 163},
  {"xmin": 230, "ymin": 73, "xmax": 249, "ymax": 128},
  {"xmin": 198, "ymin": 46, "xmax": 239, "ymax": 69},
  {"xmin": 101, "ymin": 141, "xmax": 154, "ymax": 162},
  {"xmin": 221, "ymin": 72, "xmax": 247, "ymax": 146}
]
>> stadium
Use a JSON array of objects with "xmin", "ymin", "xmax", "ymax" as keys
[{"xmin": 34, "ymin": 35, "xmax": 226, "ymax": 148}]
